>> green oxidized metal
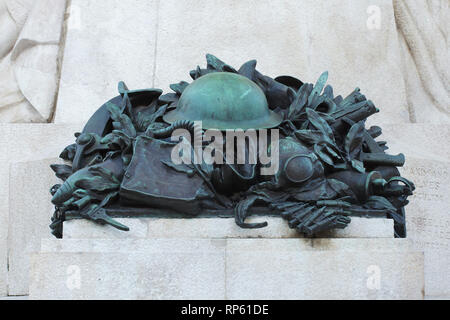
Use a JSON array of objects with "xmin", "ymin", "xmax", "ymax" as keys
[
  {"xmin": 49, "ymin": 54, "xmax": 416, "ymax": 240},
  {"xmin": 163, "ymin": 72, "xmax": 283, "ymax": 130}
]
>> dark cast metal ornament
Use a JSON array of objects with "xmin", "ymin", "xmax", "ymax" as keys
[
  {"xmin": 49, "ymin": 54, "xmax": 415, "ymax": 239},
  {"xmin": 164, "ymin": 72, "xmax": 283, "ymax": 130}
]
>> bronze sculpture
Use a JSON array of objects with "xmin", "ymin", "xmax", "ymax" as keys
[{"xmin": 50, "ymin": 54, "xmax": 415, "ymax": 239}]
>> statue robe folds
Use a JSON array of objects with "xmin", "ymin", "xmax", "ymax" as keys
[
  {"xmin": 0, "ymin": 0, "xmax": 67, "ymax": 122},
  {"xmin": 394, "ymin": 0, "xmax": 450, "ymax": 123}
]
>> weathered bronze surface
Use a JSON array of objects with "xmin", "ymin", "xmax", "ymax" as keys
[
  {"xmin": 164, "ymin": 72, "xmax": 283, "ymax": 130},
  {"xmin": 49, "ymin": 54, "xmax": 415, "ymax": 239}
]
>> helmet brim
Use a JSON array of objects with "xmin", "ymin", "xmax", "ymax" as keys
[{"xmin": 163, "ymin": 109, "xmax": 283, "ymax": 130}]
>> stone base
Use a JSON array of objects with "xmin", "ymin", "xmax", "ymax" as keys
[
  {"xmin": 6, "ymin": 126, "xmax": 449, "ymax": 298},
  {"xmin": 63, "ymin": 217, "xmax": 395, "ymax": 239},
  {"xmin": 30, "ymin": 238, "xmax": 423, "ymax": 300}
]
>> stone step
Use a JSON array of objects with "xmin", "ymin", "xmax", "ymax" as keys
[
  {"xmin": 425, "ymin": 295, "xmax": 450, "ymax": 300},
  {"xmin": 30, "ymin": 238, "xmax": 424, "ymax": 300},
  {"xmin": 0, "ymin": 296, "xmax": 29, "ymax": 301},
  {"xmin": 40, "ymin": 238, "xmax": 415, "ymax": 253},
  {"xmin": 63, "ymin": 217, "xmax": 394, "ymax": 240}
]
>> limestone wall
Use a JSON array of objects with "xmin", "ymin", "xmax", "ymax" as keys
[{"xmin": 55, "ymin": 0, "xmax": 413, "ymax": 125}]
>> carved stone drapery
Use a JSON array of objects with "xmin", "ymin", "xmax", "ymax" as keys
[
  {"xmin": 0, "ymin": 0, "xmax": 67, "ymax": 122},
  {"xmin": 394, "ymin": 0, "xmax": 450, "ymax": 123}
]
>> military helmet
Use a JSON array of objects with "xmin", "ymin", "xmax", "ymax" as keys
[{"xmin": 163, "ymin": 72, "xmax": 283, "ymax": 130}]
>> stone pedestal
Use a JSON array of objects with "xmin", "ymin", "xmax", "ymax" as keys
[
  {"xmin": 30, "ymin": 238, "xmax": 423, "ymax": 300},
  {"xmin": 29, "ymin": 217, "xmax": 425, "ymax": 300},
  {"xmin": 8, "ymin": 147, "xmax": 450, "ymax": 299},
  {"xmin": 2, "ymin": 125, "xmax": 448, "ymax": 299},
  {"xmin": 63, "ymin": 217, "xmax": 394, "ymax": 240}
]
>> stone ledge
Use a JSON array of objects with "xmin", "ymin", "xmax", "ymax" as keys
[
  {"xmin": 63, "ymin": 217, "xmax": 394, "ymax": 239},
  {"xmin": 0, "ymin": 296, "xmax": 29, "ymax": 301},
  {"xmin": 226, "ymin": 250, "xmax": 424, "ymax": 300},
  {"xmin": 32, "ymin": 239, "xmax": 227, "ymax": 300},
  {"xmin": 425, "ymin": 295, "xmax": 450, "ymax": 300},
  {"xmin": 30, "ymin": 238, "xmax": 424, "ymax": 300},
  {"xmin": 40, "ymin": 238, "xmax": 414, "ymax": 253}
]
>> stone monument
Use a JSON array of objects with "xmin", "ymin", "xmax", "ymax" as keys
[{"xmin": 0, "ymin": 0, "xmax": 448, "ymax": 300}]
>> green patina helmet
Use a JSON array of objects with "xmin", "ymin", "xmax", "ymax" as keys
[{"xmin": 163, "ymin": 72, "xmax": 283, "ymax": 130}]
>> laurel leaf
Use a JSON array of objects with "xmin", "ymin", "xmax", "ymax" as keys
[
  {"xmin": 345, "ymin": 122, "xmax": 365, "ymax": 159},
  {"xmin": 306, "ymin": 108, "xmax": 335, "ymax": 143}
]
